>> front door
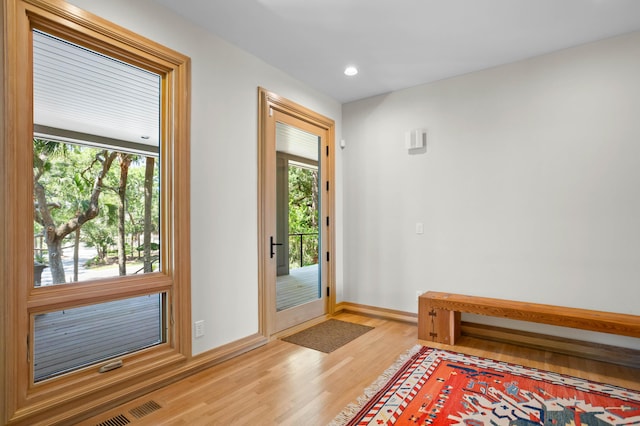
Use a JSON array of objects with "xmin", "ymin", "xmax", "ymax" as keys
[{"xmin": 258, "ymin": 89, "xmax": 335, "ymax": 335}]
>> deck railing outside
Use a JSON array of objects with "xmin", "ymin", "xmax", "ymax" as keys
[{"xmin": 288, "ymin": 232, "xmax": 318, "ymax": 269}]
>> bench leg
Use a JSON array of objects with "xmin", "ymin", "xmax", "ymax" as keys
[{"xmin": 418, "ymin": 297, "xmax": 461, "ymax": 344}]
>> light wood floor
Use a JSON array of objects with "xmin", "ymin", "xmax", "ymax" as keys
[{"xmin": 80, "ymin": 312, "xmax": 640, "ymax": 426}]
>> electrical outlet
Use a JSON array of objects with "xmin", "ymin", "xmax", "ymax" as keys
[{"xmin": 194, "ymin": 320, "xmax": 205, "ymax": 338}]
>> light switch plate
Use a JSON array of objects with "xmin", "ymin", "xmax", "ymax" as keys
[{"xmin": 194, "ymin": 320, "xmax": 205, "ymax": 338}]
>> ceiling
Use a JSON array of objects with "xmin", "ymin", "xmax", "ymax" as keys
[
  {"xmin": 33, "ymin": 30, "xmax": 160, "ymax": 152},
  {"xmin": 153, "ymin": 0, "xmax": 640, "ymax": 103}
]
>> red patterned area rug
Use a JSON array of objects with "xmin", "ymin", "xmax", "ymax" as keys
[{"xmin": 330, "ymin": 345, "xmax": 640, "ymax": 426}]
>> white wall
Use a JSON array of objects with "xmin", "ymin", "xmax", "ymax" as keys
[
  {"xmin": 58, "ymin": 0, "xmax": 639, "ymax": 351},
  {"xmin": 343, "ymin": 31, "xmax": 640, "ymax": 349},
  {"xmin": 68, "ymin": 0, "xmax": 343, "ymax": 355}
]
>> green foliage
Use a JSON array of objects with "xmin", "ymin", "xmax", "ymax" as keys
[
  {"xmin": 288, "ymin": 164, "xmax": 319, "ymax": 267},
  {"xmin": 83, "ymin": 217, "xmax": 115, "ymax": 263},
  {"xmin": 288, "ymin": 165, "xmax": 318, "ymax": 233},
  {"xmin": 137, "ymin": 242, "xmax": 159, "ymax": 252},
  {"xmin": 33, "ymin": 139, "xmax": 160, "ymax": 272},
  {"xmin": 34, "ymin": 252, "xmax": 47, "ymax": 264}
]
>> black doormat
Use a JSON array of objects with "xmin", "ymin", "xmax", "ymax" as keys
[{"xmin": 281, "ymin": 319, "xmax": 374, "ymax": 353}]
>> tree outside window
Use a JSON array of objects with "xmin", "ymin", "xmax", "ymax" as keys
[{"xmin": 33, "ymin": 139, "xmax": 160, "ymax": 286}]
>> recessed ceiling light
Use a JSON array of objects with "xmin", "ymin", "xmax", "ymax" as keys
[{"xmin": 344, "ymin": 66, "xmax": 358, "ymax": 77}]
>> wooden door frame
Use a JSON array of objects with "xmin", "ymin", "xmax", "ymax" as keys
[{"xmin": 257, "ymin": 88, "xmax": 336, "ymax": 337}]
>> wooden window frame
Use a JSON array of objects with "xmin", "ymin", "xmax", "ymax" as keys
[{"xmin": 1, "ymin": 1, "xmax": 191, "ymax": 424}]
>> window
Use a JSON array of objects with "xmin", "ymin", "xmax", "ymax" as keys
[
  {"xmin": 1, "ymin": 1, "xmax": 191, "ymax": 423},
  {"xmin": 33, "ymin": 294, "xmax": 164, "ymax": 382},
  {"xmin": 32, "ymin": 30, "xmax": 162, "ymax": 287}
]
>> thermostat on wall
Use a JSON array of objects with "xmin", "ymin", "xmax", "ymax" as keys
[{"xmin": 405, "ymin": 129, "xmax": 426, "ymax": 150}]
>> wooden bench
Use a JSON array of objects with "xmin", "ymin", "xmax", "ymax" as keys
[{"xmin": 418, "ymin": 291, "xmax": 640, "ymax": 345}]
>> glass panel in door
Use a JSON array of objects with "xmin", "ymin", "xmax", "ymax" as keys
[{"xmin": 274, "ymin": 121, "xmax": 324, "ymax": 328}]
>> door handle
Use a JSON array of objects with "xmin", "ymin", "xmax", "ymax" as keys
[{"xmin": 270, "ymin": 236, "xmax": 283, "ymax": 258}]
